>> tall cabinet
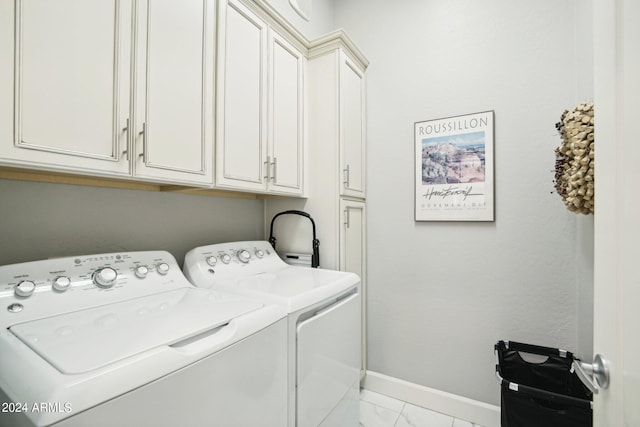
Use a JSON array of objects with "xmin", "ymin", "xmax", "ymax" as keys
[{"xmin": 265, "ymin": 31, "xmax": 368, "ymax": 378}]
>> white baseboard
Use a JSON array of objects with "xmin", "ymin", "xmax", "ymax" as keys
[{"xmin": 362, "ymin": 371, "xmax": 500, "ymax": 427}]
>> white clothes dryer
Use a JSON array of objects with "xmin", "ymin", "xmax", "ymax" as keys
[
  {"xmin": 0, "ymin": 251, "xmax": 287, "ymax": 427},
  {"xmin": 183, "ymin": 241, "xmax": 361, "ymax": 427}
]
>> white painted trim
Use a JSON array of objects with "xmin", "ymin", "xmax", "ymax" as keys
[
  {"xmin": 238, "ymin": 0, "xmax": 307, "ymax": 53},
  {"xmin": 309, "ymin": 29, "xmax": 369, "ymax": 70},
  {"xmin": 363, "ymin": 371, "xmax": 500, "ymax": 427}
]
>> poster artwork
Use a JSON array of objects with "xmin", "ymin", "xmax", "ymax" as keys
[{"xmin": 414, "ymin": 111, "xmax": 494, "ymax": 221}]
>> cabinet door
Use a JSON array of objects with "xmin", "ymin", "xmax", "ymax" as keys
[
  {"xmin": 0, "ymin": 0, "xmax": 13, "ymax": 151},
  {"xmin": 133, "ymin": 0, "xmax": 214, "ymax": 185},
  {"xmin": 339, "ymin": 199, "xmax": 366, "ymax": 375},
  {"xmin": 215, "ymin": 0, "xmax": 267, "ymax": 191},
  {"xmin": 1, "ymin": 0, "xmax": 132, "ymax": 176},
  {"xmin": 340, "ymin": 53, "xmax": 366, "ymax": 198},
  {"xmin": 268, "ymin": 30, "xmax": 305, "ymax": 195}
]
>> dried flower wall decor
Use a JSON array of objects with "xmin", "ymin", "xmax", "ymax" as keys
[{"xmin": 554, "ymin": 101, "xmax": 594, "ymax": 214}]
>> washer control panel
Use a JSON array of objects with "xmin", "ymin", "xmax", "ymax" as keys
[
  {"xmin": 0, "ymin": 251, "xmax": 189, "ymax": 323},
  {"xmin": 183, "ymin": 241, "xmax": 288, "ymax": 284}
]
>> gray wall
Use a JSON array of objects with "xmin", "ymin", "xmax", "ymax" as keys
[
  {"xmin": 0, "ymin": 179, "xmax": 264, "ymax": 266},
  {"xmin": 332, "ymin": 0, "xmax": 594, "ymax": 405}
]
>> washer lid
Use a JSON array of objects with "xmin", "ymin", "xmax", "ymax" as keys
[{"xmin": 9, "ymin": 288, "xmax": 263, "ymax": 374}]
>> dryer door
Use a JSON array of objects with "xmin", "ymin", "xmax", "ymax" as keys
[{"xmin": 296, "ymin": 289, "xmax": 360, "ymax": 427}]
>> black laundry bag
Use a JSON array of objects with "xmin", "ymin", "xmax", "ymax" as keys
[{"xmin": 495, "ymin": 340, "xmax": 593, "ymax": 427}]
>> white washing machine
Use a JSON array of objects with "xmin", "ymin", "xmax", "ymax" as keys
[
  {"xmin": 183, "ymin": 241, "xmax": 361, "ymax": 427},
  {"xmin": 0, "ymin": 250, "xmax": 287, "ymax": 427}
]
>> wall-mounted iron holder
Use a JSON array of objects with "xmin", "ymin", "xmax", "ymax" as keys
[{"xmin": 269, "ymin": 210, "xmax": 320, "ymax": 268}]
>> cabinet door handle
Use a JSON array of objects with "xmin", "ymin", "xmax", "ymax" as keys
[
  {"xmin": 264, "ymin": 156, "xmax": 271, "ymax": 181},
  {"xmin": 343, "ymin": 164, "xmax": 350, "ymax": 188},
  {"xmin": 138, "ymin": 122, "xmax": 146, "ymax": 162},
  {"xmin": 344, "ymin": 209, "xmax": 350, "ymax": 228},
  {"xmin": 271, "ymin": 157, "xmax": 277, "ymax": 182},
  {"xmin": 121, "ymin": 118, "xmax": 130, "ymax": 160}
]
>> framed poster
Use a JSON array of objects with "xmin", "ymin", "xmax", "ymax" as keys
[{"xmin": 414, "ymin": 111, "xmax": 494, "ymax": 221}]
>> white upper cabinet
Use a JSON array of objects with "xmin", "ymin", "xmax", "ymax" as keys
[
  {"xmin": 340, "ymin": 52, "xmax": 366, "ymax": 198},
  {"xmin": 216, "ymin": 0, "xmax": 305, "ymax": 195},
  {"xmin": 1, "ymin": 0, "xmax": 214, "ymax": 186},
  {"xmin": 216, "ymin": 0, "xmax": 268, "ymax": 192},
  {"xmin": 133, "ymin": 0, "xmax": 215, "ymax": 185},
  {"xmin": 1, "ymin": 0, "xmax": 133, "ymax": 175},
  {"xmin": 268, "ymin": 30, "xmax": 305, "ymax": 195}
]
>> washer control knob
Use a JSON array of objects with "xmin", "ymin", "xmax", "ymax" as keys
[
  {"xmin": 15, "ymin": 280, "xmax": 36, "ymax": 297},
  {"xmin": 255, "ymin": 249, "xmax": 264, "ymax": 259},
  {"xmin": 220, "ymin": 254, "xmax": 231, "ymax": 264},
  {"xmin": 156, "ymin": 263, "xmax": 170, "ymax": 275},
  {"xmin": 93, "ymin": 267, "xmax": 118, "ymax": 288},
  {"xmin": 237, "ymin": 250, "xmax": 251, "ymax": 263},
  {"xmin": 206, "ymin": 256, "xmax": 217, "ymax": 266},
  {"xmin": 134, "ymin": 265, "xmax": 149, "ymax": 279},
  {"xmin": 52, "ymin": 276, "xmax": 72, "ymax": 292},
  {"xmin": 7, "ymin": 303, "xmax": 23, "ymax": 313}
]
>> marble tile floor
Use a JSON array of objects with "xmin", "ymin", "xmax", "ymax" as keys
[{"xmin": 360, "ymin": 390, "xmax": 486, "ymax": 427}]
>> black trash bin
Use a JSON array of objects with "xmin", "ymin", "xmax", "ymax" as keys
[{"xmin": 495, "ymin": 340, "xmax": 593, "ymax": 427}]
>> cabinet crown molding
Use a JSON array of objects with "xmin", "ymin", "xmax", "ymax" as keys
[
  {"xmin": 241, "ymin": 0, "xmax": 308, "ymax": 52},
  {"xmin": 309, "ymin": 29, "xmax": 369, "ymax": 70},
  {"xmin": 243, "ymin": 0, "xmax": 369, "ymax": 70}
]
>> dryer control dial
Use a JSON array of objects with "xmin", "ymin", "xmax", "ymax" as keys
[
  {"xmin": 52, "ymin": 276, "xmax": 72, "ymax": 292},
  {"xmin": 255, "ymin": 249, "xmax": 264, "ymax": 259},
  {"xmin": 237, "ymin": 250, "xmax": 251, "ymax": 263},
  {"xmin": 220, "ymin": 254, "xmax": 231, "ymax": 264},
  {"xmin": 156, "ymin": 263, "xmax": 170, "ymax": 275},
  {"xmin": 206, "ymin": 256, "xmax": 217, "ymax": 266},
  {"xmin": 15, "ymin": 280, "xmax": 36, "ymax": 297},
  {"xmin": 93, "ymin": 267, "xmax": 118, "ymax": 288},
  {"xmin": 134, "ymin": 265, "xmax": 149, "ymax": 279}
]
